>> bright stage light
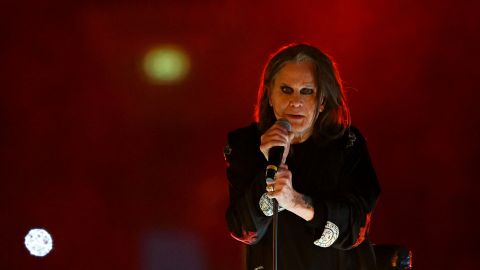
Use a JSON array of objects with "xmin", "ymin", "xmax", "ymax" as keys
[
  {"xmin": 24, "ymin": 228, "xmax": 53, "ymax": 257},
  {"xmin": 143, "ymin": 46, "xmax": 190, "ymax": 84}
]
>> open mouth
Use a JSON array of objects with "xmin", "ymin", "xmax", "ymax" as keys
[{"xmin": 285, "ymin": 114, "xmax": 304, "ymax": 121}]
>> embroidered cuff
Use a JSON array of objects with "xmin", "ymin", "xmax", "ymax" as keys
[
  {"xmin": 313, "ymin": 221, "xmax": 339, "ymax": 247},
  {"xmin": 259, "ymin": 193, "xmax": 285, "ymax": 216}
]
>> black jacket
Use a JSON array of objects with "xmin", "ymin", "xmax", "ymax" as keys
[{"xmin": 224, "ymin": 123, "xmax": 381, "ymax": 270}]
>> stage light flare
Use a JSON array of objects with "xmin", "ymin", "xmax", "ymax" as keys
[
  {"xmin": 143, "ymin": 46, "xmax": 190, "ymax": 84},
  {"xmin": 24, "ymin": 228, "xmax": 53, "ymax": 257}
]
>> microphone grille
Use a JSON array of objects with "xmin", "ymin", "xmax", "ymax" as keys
[{"xmin": 276, "ymin": 118, "xmax": 291, "ymax": 131}]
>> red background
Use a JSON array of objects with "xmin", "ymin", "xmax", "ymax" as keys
[{"xmin": 1, "ymin": 0, "xmax": 479, "ymax": 269}]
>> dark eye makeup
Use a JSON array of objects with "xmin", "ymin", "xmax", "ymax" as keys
[
  {"xmin": 280, "ymin": 86, "xmax": 294, "ymax": 94},
  {"xmin": 300, "ymin": 88, "xmax": 314, "ymax": 95},
  {"xmin": 280, "ymin": 85, "xmax": 315, "ymax": 95}
]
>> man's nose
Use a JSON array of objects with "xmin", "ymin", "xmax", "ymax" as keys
[{"xmin": 289, "ymin": 93, "xmax": 303, "ymax": 107}]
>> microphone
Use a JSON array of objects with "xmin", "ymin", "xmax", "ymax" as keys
[{"xmin": 265, "ymin": 119, "xmax": 291, "ymax": 183}]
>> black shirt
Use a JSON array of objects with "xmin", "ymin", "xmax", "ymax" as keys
[{"xmin": 225, "ymin": 123, "xmax": 380, "ymax": 270}]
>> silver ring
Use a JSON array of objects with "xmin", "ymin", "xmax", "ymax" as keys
[{"xmin": 266, "ymin": 185, "xmax": 274, "ymax": 192}]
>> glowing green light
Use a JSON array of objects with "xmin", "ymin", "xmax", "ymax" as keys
[{"xmin": 143, "ymin": 46, "xmax": 190, "ymax": 84}]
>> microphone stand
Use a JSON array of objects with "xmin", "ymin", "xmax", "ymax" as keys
[{"xmin": 272, "ymin": 198, "xmax": 278, "ymax": 270}]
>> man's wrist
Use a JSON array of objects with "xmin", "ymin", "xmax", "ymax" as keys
[{"xmin": 291, "ymin": 192, "xmax": 314, "ymax": 221}]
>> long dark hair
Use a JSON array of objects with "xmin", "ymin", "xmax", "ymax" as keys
[{"xmin": 255, "ymin": 43, "xmax": 350, "ymax": 143}]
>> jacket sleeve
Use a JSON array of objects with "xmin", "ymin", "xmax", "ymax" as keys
[
  {"xmin": 224, "ymin": 127, "xmax": 272, "ymax": 245},
  {"xmin": 307, "ymin": 128, "xmax": 381, "ymax": 250}
]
